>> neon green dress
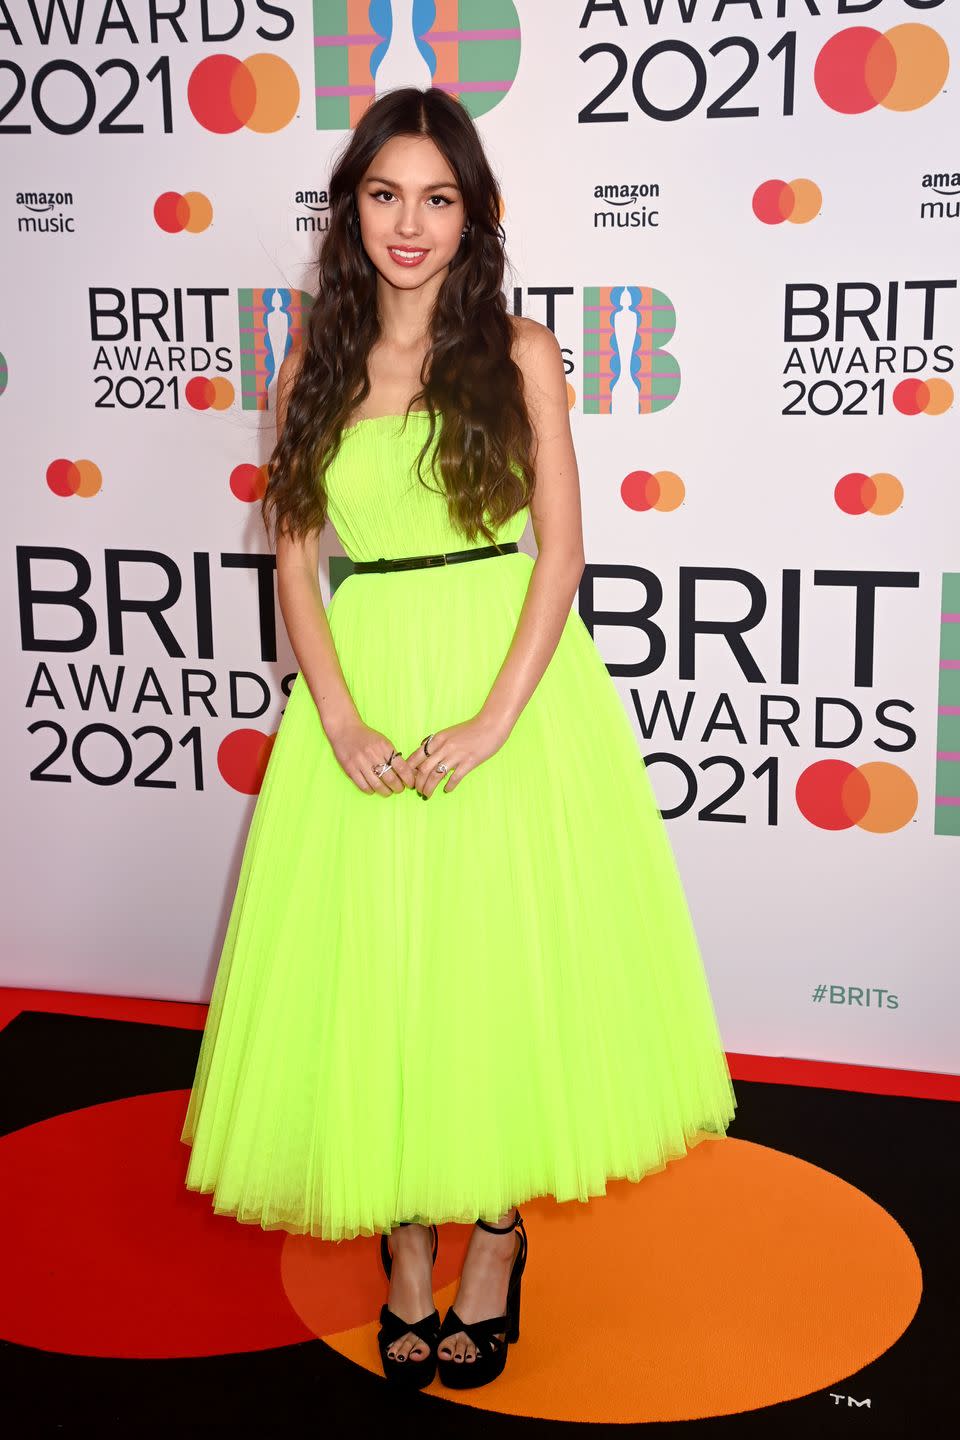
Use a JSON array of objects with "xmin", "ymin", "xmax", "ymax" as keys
[{"xmin": 180, "ymin": 412, "xmax": 737, "ymax": 1241}]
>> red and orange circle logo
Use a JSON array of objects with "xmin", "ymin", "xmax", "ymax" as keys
[
  {"xmin": 752, "ymin": 179, "xmax": 822, "ymax": 225},
  {"xmin": 154, "ymin": 192, "xmax": 213, "ymax": 233},
  {"xmin": 187, "ymin": 53, "xmax": 299, "ymax": 133},
  {"xmin": 834, "ymin": 472, "xmax": 903, "ymax": 516},
  {"xmin": 796, "ymin": 760, "xmax": 917, "ymax": 832},
  {"xmin": 622, "ymin": 469, "xmax": 685, "ymax": 512},
  {"xmin": 46, "ymin": 458, "xmax": 103, "ymax": 498},
  {"xmin": 892, "ymin": 378, "xmax": 953, "ymax": 416},
  {"xmin": 815, "ymin": 25, "xmax": 949, "ymax": 114}
]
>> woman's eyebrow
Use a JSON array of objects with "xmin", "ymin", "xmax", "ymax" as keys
[{"xmin": 363, "ymin": 175, "xmax": 460, "ymax": 191}]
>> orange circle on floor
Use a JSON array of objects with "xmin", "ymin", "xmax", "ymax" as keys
[{"xmin": 282, "ymin": 1137, "xmax": 921, "ymax": 1422}]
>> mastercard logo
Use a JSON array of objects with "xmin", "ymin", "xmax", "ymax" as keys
[
  {"xmin": 796, "ymin": 760, "xmax": 917, "ymax": 832},
  {"xmin": 622, "ymin": 469, "xmax": 685, "ymax": 512},
  {"xmin": 154, "ymin": 192, "xmax": 213, "ymax": 234},
  {"xmin": 186, "ymin": 377, "xmax": 235, "ymax": 411},
  {"xmin": 752, "ymin": 179, "xmax": 822, "ymax": 225},
  {"xmin": 835, "ymin": 472, "xmax": 903, "ymax": 516},
  {"xmin": 46, "ymin": 458, "xmax": 103, "ymax": 499},
  {"xmin": 188, "ymin": 53, "xmax": 299, "ymax": 133},
  {"xmin": 218, "ymin": 728, "xmax": 276, "ymax": 794},
  {"xmin": 815, "ymin": 24, "xmax": 949, "ymax": 114},
  {"xmin": 230, "ymin": 463, "xmax": 269, "ymax": 503},
  {"xmin": 892, "ymin": 377, "xmax": 953, "ymax": 416}
]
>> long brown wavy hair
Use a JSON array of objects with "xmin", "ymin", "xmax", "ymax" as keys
[{"xmin": 261, "ymin": 86, "xmax": 536, "ymax": 548}]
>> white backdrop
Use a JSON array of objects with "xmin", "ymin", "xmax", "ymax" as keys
[{"xmin": 4, "ymin": 0, "xmax": 958, "ymax": 1075}]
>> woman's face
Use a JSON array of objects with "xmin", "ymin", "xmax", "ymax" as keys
[{"xmin": 355, "ymin": 134, "xmax": 466, "ymax": 290}]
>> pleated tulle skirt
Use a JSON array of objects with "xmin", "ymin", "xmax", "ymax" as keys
[{"xmin": 180, "ymin": 550, "xmax": 737, "ymax": 1240}]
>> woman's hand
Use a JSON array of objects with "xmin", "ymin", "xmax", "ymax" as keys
[
  {"xmin": 406, "ymin": 711, "xmax": 512, "ymax": 798},
  {"xmin": 325, "ymin": 716, "xmax": 418, "ymax": 796}
]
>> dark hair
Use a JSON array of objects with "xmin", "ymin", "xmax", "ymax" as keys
[{"xmin": 262, "ymin": 85, "xmax": 536, "ymax": 547}]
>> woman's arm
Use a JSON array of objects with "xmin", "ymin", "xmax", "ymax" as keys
[
  {"xmin": 478, "ymin": 317, "xmax": 586, "ymax": 735},
  {"xmin": 273, "ymin": 349, "xmax": 361, "ymax": 740}
]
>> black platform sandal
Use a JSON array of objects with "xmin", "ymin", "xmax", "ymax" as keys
[
  {"xmin": 435, "ymin": 1208, "xmax": 528, "ymax": 1390},
  {"xmin": 376, "ymin": 1221, "xmax": 441, "ymax": 1388}
]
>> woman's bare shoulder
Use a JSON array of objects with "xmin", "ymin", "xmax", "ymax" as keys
[
  {"xmin": 507, "ymin": 312, "xmax": 549, "ymax": 356},
  {"xmin": 507, "ymin": 313, "xmax": 565, "ymax": 404}
]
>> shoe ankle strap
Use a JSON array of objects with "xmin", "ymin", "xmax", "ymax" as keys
[{"xmin": 476, "ymin": 1208, "xmax": 522, "ymax": 1234}]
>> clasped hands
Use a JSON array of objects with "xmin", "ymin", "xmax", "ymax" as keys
[{"xmin": 327, "ymin": 711, "xmax": 511, "ymax": 799}]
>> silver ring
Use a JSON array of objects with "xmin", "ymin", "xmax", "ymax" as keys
[
  {"xmin": 423, "ymin": 733, "xmax": 435, "ymax": 755},
  {"xmin": 436, "ymin": 762, "xmax": 449, "ymax": 775}
]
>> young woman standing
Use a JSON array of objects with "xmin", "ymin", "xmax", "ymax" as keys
[{"xmin": 181, "ymin": 86, "xmax": 736, "ymax": 1392}]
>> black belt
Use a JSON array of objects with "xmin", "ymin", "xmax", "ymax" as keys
[{"xmin": 352, "ymin": 542, "xmax": 519, "ymax": 574}]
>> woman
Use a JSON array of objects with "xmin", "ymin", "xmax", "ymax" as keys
[{"xmin": 181, "ymin": 86, "xmax": 736, "ymax": 1392}]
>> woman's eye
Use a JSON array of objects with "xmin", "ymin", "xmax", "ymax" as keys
[{"xmin": 369, "ymin": 189, "xmax": 451, "ymax": 207}]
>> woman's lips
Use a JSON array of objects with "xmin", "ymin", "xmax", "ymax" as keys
[{"xmin": 387, "ymin": 246, "xmax": 429, "ymax": 267}]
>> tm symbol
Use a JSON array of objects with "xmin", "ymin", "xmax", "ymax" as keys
[{"xmin": 829, "ymin": 1392, "xmax": 872, "ymax": 1409}]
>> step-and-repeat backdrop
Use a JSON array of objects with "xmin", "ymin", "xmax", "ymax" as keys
[{"xmin": 4, "ymin": 1, "xmax": 958, "ymax": 1074}]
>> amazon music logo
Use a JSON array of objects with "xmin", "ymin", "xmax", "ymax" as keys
[
  {"xmin": 295, "ymin": 187, "xmax": 330, "ymax": 236},
  {"xmin": 591, "ymin": 181, "xmax": 661, "ymax": 231},
  {"xmin": 14, "ymin": 188, "xmax": 76, "ymax": 235},
  {"xmin": 920, "ymin": 170, "xmax": 960, "ymax": 222}
]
